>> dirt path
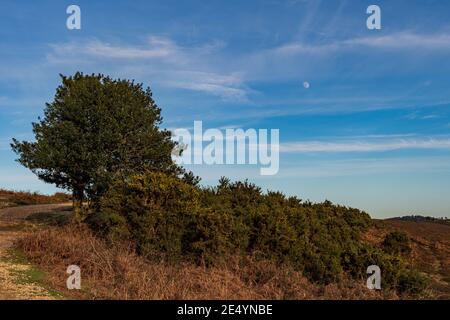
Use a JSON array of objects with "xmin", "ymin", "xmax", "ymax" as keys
[
  {"xmin": 0, "ymin": 203, "xmax": 72, "ymax": 220},
  {"xmin": 0, "ymin": 203, "xmax": 71, "ymax": 300}
]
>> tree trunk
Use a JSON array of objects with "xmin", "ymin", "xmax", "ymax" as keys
[{"xmin": 73, "ymin": 188, "xmax": 84, "ymax": 222}]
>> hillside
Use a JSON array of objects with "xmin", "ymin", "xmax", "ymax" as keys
[
  {"xmin": 388, "ymin": 215, "xmax": 450, "ymax": 226},
  {"xmin": 0, "ymin": 207, "xmax": 446, "ymax": 299},
  {"xmin": 0, "ymin": 203, "xmax": 383, "ymax": 300},
  {"xmin": 364, "ymin": 219, "xmax": 450, "ymax": 299},
  {"xmin": 0, "ymin": 188, "xmax": 448, "ymax": 300},
  {"xmin": 0, "ymin": 189, "xmax": 71, "ymax": 209}
]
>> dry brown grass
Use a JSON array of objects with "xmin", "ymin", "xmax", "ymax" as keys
[
  {"xmin": 0, "ymin": 189, "xmax": 71, "ymax": 209},
  {"xmin": 15, "ymin": 223, "xmax": 390, "ymax": 300}
]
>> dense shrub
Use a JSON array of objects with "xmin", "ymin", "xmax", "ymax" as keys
[
  {"xmin": 342, "ymin": 244, "xmax": 404, "ymax": 289},
  {"xmin": 382, "ymin": 231, "xmax": 412, "ymax": 255},
  {"xmin": 89, "ymin": 171, "xmax": 424, "ymax": 293},
  {"xmin": 397, "ymin": 269, "xmax": 428, "ymax": 295},
  {"xmin": 201, "ymin": 182, "xmax": 374, "ymax": 284},
  {"xmin": 342, "ymin": 239, "xmax": 427, "ymax": 293},
  {"xmin": 89, "ymin": 171, "xmax": 386, "ymax": 283},
  {"xmin": 17, "ymin": 223, "xmax": 392, "ymax": 300},
  {"xmin": 88, "ymin": 172, "xmax": 238, "ymax": 264},
  {"xmin": 90, "ymin": 172, "xmax": 197, "ymax": 256}
]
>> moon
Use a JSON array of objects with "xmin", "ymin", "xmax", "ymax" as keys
[{"xmin": 303, "ymin": 81, "xmax": 310, "ymax": 89}]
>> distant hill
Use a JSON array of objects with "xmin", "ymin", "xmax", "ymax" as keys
[
  {"xmin": 0, "ymin": 189, "xmax": 71, "ymax": 209},
  {"xmin": 388, "ymin": 215, "xmax": 450, "ymax": 226}
]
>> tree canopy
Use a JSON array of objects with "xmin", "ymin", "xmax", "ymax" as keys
[{"xmin": 11, "ymin": 72, "xmax": 182, "ymax": 217}]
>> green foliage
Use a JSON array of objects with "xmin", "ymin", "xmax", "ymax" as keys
[
  {"xmin": 89, "ymin": 171, "xmax": 230, "ymax": 264},
  {"xmin": 11, "ymin": 73, "xmax": 184, "ymax": 219},
  {"xmin": 92, "ymin": 171, "xmax": 428, "ymax": 295},
  {"xmin": 341, "ymin": 238, "xmax": 427, "ymax": 293},
  {"xmin": 85, "ymin": 170, "xmax": 426, "ymax": 295},
  {"xmin": 92, "ymin": 172, "xmax": 410, "ymax": 287},
  {"xmin": 202, "ymin": 184, "xmax": 374, "ymax": 284},
  {"xmin": 397, "ymin": 269, "xmax": 428, "ymax": 295},
  {"xmin": 342, "ymin": 244, "xmax": 404, "ymax": 289},
  {"xmin": 382, "ymin": 231, "xmax": 412, "ymax": 255},
  {"xmin": 89, "ymin": 171, "xmax": 199, "ymax": 256}
]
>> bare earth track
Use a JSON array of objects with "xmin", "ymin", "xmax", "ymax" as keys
[{"xmin": 0, "ymin": 203, "xmax": 71, "ymax": 300}]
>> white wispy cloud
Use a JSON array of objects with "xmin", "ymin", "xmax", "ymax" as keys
[
  {"xmin": 46, "ymin": 37, "xmax": 249, "ymax": 102},
  {"xmin": 48, "ymin": 36, "xmax": 179, "ymax": 61},
  {"xmin": 344, "ymin": 32, "xmax": 450, "ymax": 50},
  {"xmin": 7, "ymin": 30, "xmax": 450, "ymax": 119},
  {"xmin": 182, "ymin": 156, "xmax": 450, "ymax": 182},
  {"xmin": 272, "ymin": 42, "xmax": 338, "ymax": 55},
  {"xmin": 269, "ymin": 31, "xmax": 450, "ymax": 56},
  {"xmin": 273, "ymin": 156, "xmax": 450, "ymax": 178},
  {"xmin": 82, "ymin": 37, "xmax": 176, "ymax": 59},
  {"xmin": 161, "ymin": 71, "xmax": 250, "ymax": 101},
  {"xmin": 281, "ymin": 137, "xmax": 450, "ymax": 153}
]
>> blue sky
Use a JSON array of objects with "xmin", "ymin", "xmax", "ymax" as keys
[{"xmin": 1, "ymin": 0, "xmax": 450, "ymax": 218}]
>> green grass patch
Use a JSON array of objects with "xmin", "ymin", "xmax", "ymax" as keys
[{"xmin": 2, "ymin": 248, "xmax": 64, "ymax": 299}]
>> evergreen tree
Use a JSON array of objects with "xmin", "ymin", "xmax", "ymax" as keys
[{"xmin": 11, "ymin": 72, "xmax": 182, "ymax": 220}]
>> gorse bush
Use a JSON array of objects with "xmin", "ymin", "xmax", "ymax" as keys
[
  {"xmin": 382, "ymin": 231, "xmax": 412, "ymax": 255},
  {"xmin": 200, "ymin": 179, "xmax": 373, "ymax": 283},
  {"xmin": 88, "ymin": 172, "xmax": 201, "ymax": 257},
  {"xmin": 342, "ymin": 244, "xmax": 404, "ymax": 289},
  {"xmin": 87, "ymin": 170, "xmax": 424, "ymax": 293},
  {"xmin": 397, "ymin": 269, "xmax": 428, "ymax": 295},
  {"xmin": 18, "ymin": 223, "xmax": 392, "ymax": 300}
]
